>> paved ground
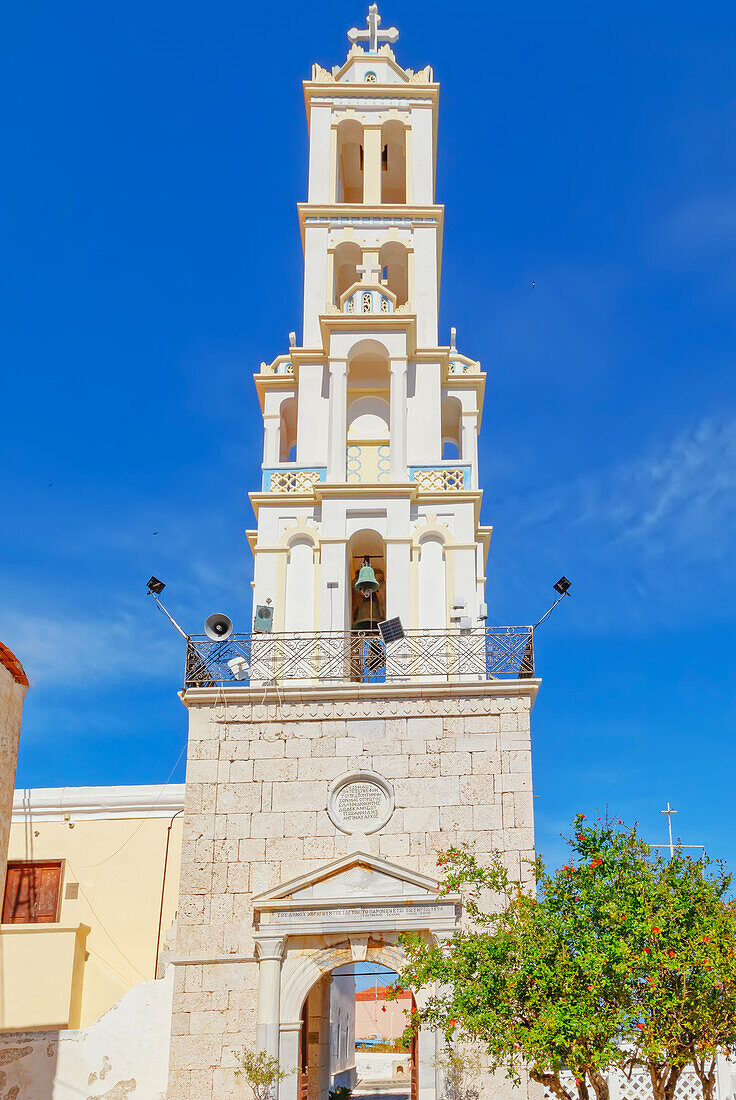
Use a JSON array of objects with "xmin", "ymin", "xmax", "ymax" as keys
[{"xmin": 353, "ymin": 1085, "xmax": 410, "ymax": 1100}]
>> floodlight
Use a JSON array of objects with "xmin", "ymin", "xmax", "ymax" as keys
[
  {"xmin": 553, "ymin": 576, "xmax": 571, "ymax": 596},
  {"xmin": 147, "ymin": 576, "xmax": 166, "ymax": 595}
]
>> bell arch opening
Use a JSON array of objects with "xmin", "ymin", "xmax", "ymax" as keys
[
  {"xmin": 346, "ymin": 342, "xmax": 391, "ymax": 486},
  {"xmin": 337, "ymin": 119, "xmax": 364, "ymax": 203},
  {"xmin": 335, "ymin": 240, "xmax": 363, "ymax": 303},
  {"xmin": 379, "ymin": 241, "xmax": 409, "ymax": 306},
  {"xmin": 381, "ymin": 120, "xmax": 408, "ymax": 204}
]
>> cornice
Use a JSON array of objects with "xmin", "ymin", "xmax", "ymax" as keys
[
  {"xmin": 182, "ymin": 677, "xmax": 541, "ymax": 713},
  {"xmin": 303, "ymin": 80, "xmax": 439, "ymax": 116},
  {"xmin": 248, "ymin": 483, "xmax": 485, "ymax": 524},
  {"xmin": 12, "ymin": 784, "xmax": 185, "ymax": 823},
  {"xmin": 298, "ymin": 203, "xmax": 444, "ymax": 247},
  {"xmin": 318, "ymin": 310, "xmax": 418, "ymax": 356}
]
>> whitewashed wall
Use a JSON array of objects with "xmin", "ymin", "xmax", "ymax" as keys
[{"xmin": 0, "ymin": 969, "xmax": 173, "ymax": 1099}]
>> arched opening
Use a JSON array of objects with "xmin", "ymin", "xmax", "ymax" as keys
[
  {"xmin": 381, "ymin": 120, "xmax": 407, "ymax": 204},
  {"xmin": 297, "ymin": 961, "xmax": 416, "ymax": 1100},
  {"xmin": 347, "ymin": 342, "xmax": 391, "ymax": 484},
  {"xmin": 418, "ymin": 535, "xmax": 447, "ymax": 631},
  {"xmin": 379, "ymin": 241, "xmax": 409, "ymax": 306},
  {"xmin": 280, "ymin": 397, "xmax": 298, "ymax": 462},
  {"xmin": 285, "ymin": 536, "xmax": 316, "ymax": 633},
  {"xmin": 335, "ymin": 240, "xmax": 362, "ymax": 304},
  {"xmin": 347, "ymin": 529, "xmax": 386, "ymax": 683},
  {"xmin": 440, "ymin": 396, "xmax": 462, "ymax": 461},
  {"xmin": 337, "ymin": 119, "xmax": 364, "ymax": 204},
  {"xmin": 347, "ymin": 529, "xmax": 385, "ymax": 632}
]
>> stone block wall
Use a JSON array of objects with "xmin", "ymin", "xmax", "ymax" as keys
[{"xmin": 168, "ymin": 683, "xmax": 537, "ymax": 1099}]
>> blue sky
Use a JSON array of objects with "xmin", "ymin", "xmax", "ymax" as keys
[{"xmin": 2, "ymin": 1, "xmax": 735, "ymax": 870}]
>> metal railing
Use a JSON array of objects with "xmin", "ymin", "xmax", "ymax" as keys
[{"xmin": 183, "ymin": 626, "xmax": 534, "ymax": 689}]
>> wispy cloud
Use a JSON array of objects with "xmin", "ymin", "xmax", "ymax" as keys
[{"xmin": 498, "ymin": 414, "xmax": 736, "ymax": 629}]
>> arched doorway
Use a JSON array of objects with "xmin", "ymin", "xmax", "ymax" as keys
[
  {"xmin": 289, "ymin": 956, "xmax": 419, "ymax": 1100},
  {"xmin": 254, "ymin": 853, "xmax": 454, "ymax": 1100}
]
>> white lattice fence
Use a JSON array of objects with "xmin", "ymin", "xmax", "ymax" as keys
[{"xmin": 543, "ymin": 1069, "xmax": 710, "ymax": 1100}]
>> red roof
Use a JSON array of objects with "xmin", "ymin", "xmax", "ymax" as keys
[
  {"xmin": 355, "ymin": 986, "xmax": 412, "ymax": 1002},
  {"xmin": 0, "ymin": 642, "xmax": 28, "ymax": 687}
]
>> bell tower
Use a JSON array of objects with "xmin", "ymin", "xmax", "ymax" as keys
[
  {"xmin": 169, "ymin": 11, "xmax": 539, "ymax": 1100},
  {"xmin": 250, "ymin": 6, "xmax": 488, "ymax": 653}
]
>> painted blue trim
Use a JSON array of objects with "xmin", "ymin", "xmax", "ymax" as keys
[
  {"xmin": 408, "ymin": 465, "xmax": 472, "ymax": 489},
  {"xmin": 262, "ymin": 466, "xmax": 328, "ymax": 491}
]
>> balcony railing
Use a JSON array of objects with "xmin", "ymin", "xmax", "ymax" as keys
[
  {"xmin": 409, "ymin": 465, "xmax": 471, "ymax": 491},
  {"xmin": 184, "ymin": 626, "xmax": 534, "ymax": 689},
  {"xmin": 262, "ymin": 466, "xmax": 327, "ymax": 492}
]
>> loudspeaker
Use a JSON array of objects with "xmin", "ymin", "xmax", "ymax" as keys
[
  {"xmin": 204, "ymin": 613, "xmax": 233, "ymax": 641},
  {"xmin": 253, "ymin": 605, "xmax": 274, "ymax": 633}
]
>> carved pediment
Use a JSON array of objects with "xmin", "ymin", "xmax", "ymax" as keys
[{"xmin": 253, "ymin": 852, "xmax": 442, "ymax": 905}]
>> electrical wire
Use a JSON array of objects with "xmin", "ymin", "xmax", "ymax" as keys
[
  {"xmin": 69, "ymin": 740, "xmax": 187, "ymax": 869},
  {"xmin": 66, "ymin": 862, "xmax": 149, "ymax": 983}
]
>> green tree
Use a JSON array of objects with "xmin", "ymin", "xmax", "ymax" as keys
[
  {"xmin": 234, "ymin": 1045, "xmax": 294, "ymax": 1100},
  {"xmin": 396, "ymin": 817, "xmax": 736, "ymax": 1100}
]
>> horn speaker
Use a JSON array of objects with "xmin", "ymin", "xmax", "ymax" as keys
[{"xmin": 204, "ymin": 613, "xmax": 233, "ymax": 641}]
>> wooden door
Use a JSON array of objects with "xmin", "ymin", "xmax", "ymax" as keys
[{"xmin": 410, "ymin": 1021, "xmax": 419, "ymax": 1100}]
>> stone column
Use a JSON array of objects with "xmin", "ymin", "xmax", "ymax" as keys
[
  {"xmin": 256, "ymin": 937, "xmax": 286, "ymax": 1064},
  {"xmin": 461, "ymin": 410, "xmax": 479, "ymax": 489},
  {"xmin": 263, "ymin": 415, "xmax": 281, "ymax": 467},
  {"xmin": 363, "ymin": 126, "xmax": 383, "ymax": 204},
  {"xmin": 328, "ymin": 360, "xmax": 348, "ymax": 481},
  {"xmin": 279, "ymin": 1020, "xmax": 303, "ymax": 1100},
  {"xmin": 0, "ymin": 645, "xmax": 28, "ymax": 890},
  {"xmin": 389, "ymin": 359, "xmax": 408, "ymax": 480}
]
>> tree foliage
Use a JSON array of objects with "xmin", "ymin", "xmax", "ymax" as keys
[
  {"xmin": 396, "ymin": 816, "xmax": 736, "ymax": 1100},
  {"xmin": 234, "ymin": 1045, "xmax": 294, "ymax": 1100}
]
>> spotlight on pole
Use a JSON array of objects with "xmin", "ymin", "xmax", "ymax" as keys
[
  {"xmin": 145, "ymin": 577, "xmax": 189, "ymax": 639},
  {"xmin": 534, "ymin": 577, "xmax": 572, "ymax": 631}
]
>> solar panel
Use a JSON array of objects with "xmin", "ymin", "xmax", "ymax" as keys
[{"xmin": 378, "ymin": 617, "xmax": 405, "ymax": 644}]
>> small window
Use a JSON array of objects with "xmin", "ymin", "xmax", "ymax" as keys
[{"xmin": 2, "ymin": 861, "xmax": 63, "ymax": 924}]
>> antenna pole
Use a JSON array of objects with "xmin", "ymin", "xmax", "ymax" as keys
[{"xmin": 149, "ymin": 592, "xmax": 189, "ymax": 640}]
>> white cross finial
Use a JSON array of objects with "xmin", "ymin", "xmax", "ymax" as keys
[
  {"xmin": 356, "ymin": 260, "xmax": 383, "ymax": 283},
  {"xmin": 660, "ymin": 802, "xmax": 678, "ymax": 856},
  {"xmin": 347, "ymin": 5, "xmax": 399, "ymax": 53}
]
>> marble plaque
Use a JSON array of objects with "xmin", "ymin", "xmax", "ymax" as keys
[{"xmin": 327, "ymin": 770, "xmax": 394, "ymax": 834}]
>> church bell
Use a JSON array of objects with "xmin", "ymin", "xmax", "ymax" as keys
[{"xmin": 354, "ymin": 557, "xmax": 380, "ymax": 600}]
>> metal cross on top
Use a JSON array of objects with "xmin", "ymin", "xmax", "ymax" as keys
[
  {"xmin": 348, "ymin": 4, "xmax": 399, "ymax": 53},
  {"xmin": 653, "ymin": 802, "xmax": 706, "ymax": 859}
]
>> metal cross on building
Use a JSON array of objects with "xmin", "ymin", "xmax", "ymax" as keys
[{"xmin": 348, "ymin": 4, "xmax": 399, "ymax": 53}]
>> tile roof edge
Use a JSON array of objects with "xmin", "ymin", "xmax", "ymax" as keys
[{"xmin": 0, "ymin": 641, "xmax": 29, "ymax": 688}]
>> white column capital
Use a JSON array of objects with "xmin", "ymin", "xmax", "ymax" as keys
[{"xmin": 255, "ymin": 936, "xmax": 286, "ymax": 962}]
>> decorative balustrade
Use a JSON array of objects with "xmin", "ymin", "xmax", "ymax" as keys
[
  {"xmin": 262, "ymin": 467, "xmax": 327, "ymax": 492},
  {"xmin": 184, "ymin": 626, "xmax": 534, "ymax": 688},
  {"xmin": 448, "ymin": 359, "xmax": 480, "ymax": 375},
  {"xmin": 259, "ymin": 356, "xmax": 294, "ymax": 375},
  {"xmin": 409, "ymin": 465, "xmax": 471, "ymax": 491}
]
